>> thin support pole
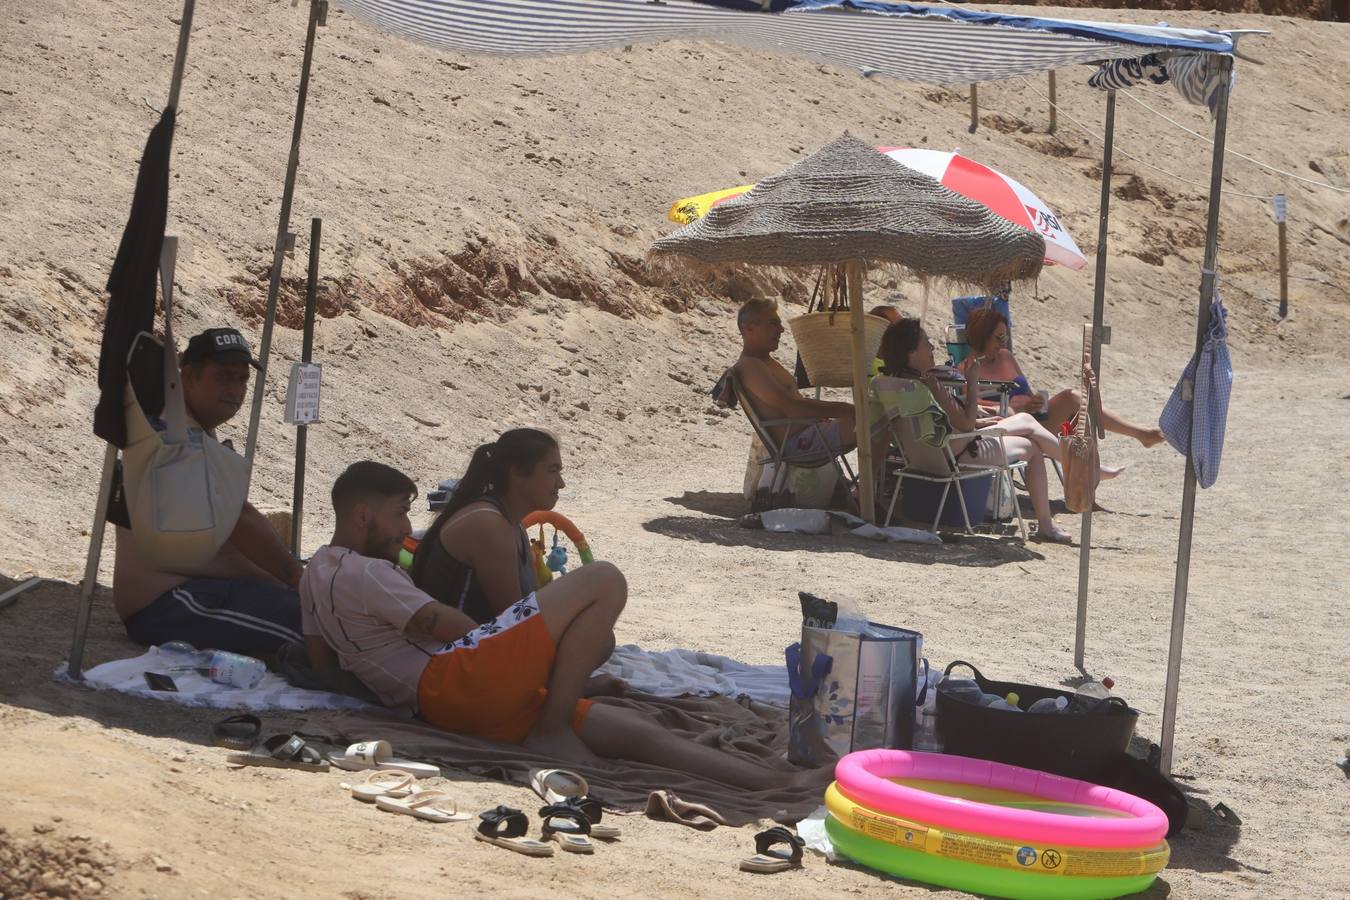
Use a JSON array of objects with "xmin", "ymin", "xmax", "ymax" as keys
[
  {"xmin": 67, "ymin": 444, "xmax": 118, "ymax": 679},
  {"xmin": 291, "ymin": 217, "xmax": 322, "ymax": 555},
  {"xmin": 1277, "ymin": 219, "xmax": 1288, "ymax": 318},
  {"xmin": 1048, "ymin": 71, "xmax": 1058, "ymax": 134},
  {"xmin": 969, "ymin": 84, "xmax": 979, "ymax": 133},
  {"xmin": 846, "ymin": 262, "xmax": 875, "ymax": 524},
  {"xmin": 244, "ymin": 0, "xmax": 324, "ymax": 472},
  {"xmin": 68, "ymin": 0, "xmax": 196, "ymax": 681},
  {"xmin": 1161, "ymin": 58, "xmax": 1235, "ymax": 778},
  {"xmin": 1074, "ymin": 89, "xmax": 1116, "ymax": 672}
]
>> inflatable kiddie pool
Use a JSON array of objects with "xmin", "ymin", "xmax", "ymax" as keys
[{"xmin": 827, "ymin": 749, "xmax": 1169, "ymax": 900}]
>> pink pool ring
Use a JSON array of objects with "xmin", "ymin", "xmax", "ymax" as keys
[{"xmin": 834, "ymin": 749, "xmax": 1168, "ymax": 850}]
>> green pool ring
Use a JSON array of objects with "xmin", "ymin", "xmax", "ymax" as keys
[{"xmin": 825, "ymin": 815, "xmax": 1156, "ymax": 900}]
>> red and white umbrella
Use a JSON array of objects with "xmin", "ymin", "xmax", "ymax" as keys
[{"xmin": 877, "ymin": 147, "xmax": 1086, "ymax": 270}]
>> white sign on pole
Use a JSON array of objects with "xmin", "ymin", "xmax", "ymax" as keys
[
  {"xmin": 284, "ymin": 362, "xmax": 322, "ymax": 425},
  {"xmin": 1271, "ymin": 194, "xmax": 1287, "ymax": 224}
]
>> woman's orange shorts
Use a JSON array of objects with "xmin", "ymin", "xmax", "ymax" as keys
[{"xmin": 416, "ymin": 595, "xmax": 593, "ymax": 744}]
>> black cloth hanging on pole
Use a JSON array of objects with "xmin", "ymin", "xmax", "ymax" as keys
[{"xmin": 93, "ymin": 107, "xmax": 176, "ymax": 447}]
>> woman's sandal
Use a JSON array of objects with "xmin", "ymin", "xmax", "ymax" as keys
[
  {"xmin": 538, "ymin": 803, "xmax": 594, "ymax": 854},
  {"xmin": 739, "ymin": 826, "xmax": 805, "ymax": 874},
  {"xmin": 346, "ymin": 770, "xmax": 418, "ymax": 803},
  {"xmin": 474, "ymin": 806, "xmax": 554, "ymax": 857},
  {"xmin": 224, "ymin": 734, "xmax": 330, "ymax": 773},
  {"xmin": 375, "ymin": 789, "xmax": 470, "ymax": 823},
  {"xmin": 528, "ymin": 768, "xmax": 621, "ymax": 839}
]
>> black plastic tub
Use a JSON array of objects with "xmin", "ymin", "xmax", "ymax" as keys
[{"xmin": 936, "ymin": 661, "xmax": 1138, "ymax": 783}]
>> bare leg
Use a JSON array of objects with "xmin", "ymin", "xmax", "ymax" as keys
[
  {"xmin": 1049, "ymin": 389, "xmax": 1163, "ymax": 449},
  {"xmin": 1003, "ymin": 437, "xmax": 1067, "ymax": 540},
  {"xmin": 522, "ymin": 562, "xmax": 627, "ymax": 764},
  {"xmin": 990, "ymin": 412, "xmax": 1124, "ymax": 480},
  {"xmin": 578, "ymin": 704, "xmax": 831, "ymax": 791}
]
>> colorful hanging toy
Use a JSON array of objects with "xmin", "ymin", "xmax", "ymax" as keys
[{"xmin": 523, "ymin": 510, "xmax": 593, "ymax": 585}]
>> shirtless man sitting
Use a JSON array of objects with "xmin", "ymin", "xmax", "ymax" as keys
[
  {"xmin": 111, "ymin": 328, "xmax": 303, "ymax": 656},
  {"xmin": 302, "ymin": 460, "xmax": 823, "ymax": 787},
  {"xmin": 732, "ymin": 298, "xmax": 856, "ymax": 457}
]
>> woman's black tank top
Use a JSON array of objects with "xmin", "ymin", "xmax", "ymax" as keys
[{"xmin": 414, "ymin": 496, "xmax": 537, "ymax": 625}]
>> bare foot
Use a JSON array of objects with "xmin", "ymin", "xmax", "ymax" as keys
[
  {"xmin": 1099, "ymin": 464, "xmax": 1127, "ymax": 481},
  {"xmin": 1138, "ymin": 428, "xmax": 1166, "ymax": 448},
  {"xmin": 1032, "ymin": 524, "xmax": 1073, "ymax": 544},
  {"xmin": 522, "ymin": 727, "xmax": 605, "ymax": 768},
  {"xmin": 584, "ymin": 674, "xmax": 628, "ymax": 698}
]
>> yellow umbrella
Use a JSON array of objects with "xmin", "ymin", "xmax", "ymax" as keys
[{"xmin": 667, "ymin": 184, "xmax": 755, "ymax": 225}]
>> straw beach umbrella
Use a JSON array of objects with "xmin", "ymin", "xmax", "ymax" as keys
[{"xmin": 650, "ymin": 134, "xmax": 1045, "ymax": 522}]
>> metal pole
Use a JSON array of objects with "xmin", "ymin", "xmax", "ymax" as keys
[
  {"xmin": 68, "ymin": 0, "xmax": 196, "ymax": 680},
  {"xmin": 67, "ymin": 444, "xmax": 118, "ymax": 679},
  {"xmin": 291, "ymin": 217, "xmax": 322, "ymax": 554},
  {"xmin": 1048, "ymin": 71, "xmax": 1057, "ymax": 134},
  {"xmin": 1160, "ymin": 58, "xmax": 1234, "ymax": 777},
  {"xmin": 969, "ymin": 84, "xmax": 979, "ymax": 133},
  {"xmin": 1074, "ymin": 89, "xmax": 1116, "ymax": 671},
  {"xmin": 244, "ymin": 0, "xmax": 324, "ymax": 472},
  {"xmin": 846, "ymin": 262, "xmax": 875, "ymax": 524},
  {"xmin": 1277, "ymin": 219, "xmax": 1288, "ymax": 318}
]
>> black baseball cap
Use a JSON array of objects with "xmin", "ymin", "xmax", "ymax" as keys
[{"xmin": 181, "ymin": 328, "xmax": 261, "ymax": 369}]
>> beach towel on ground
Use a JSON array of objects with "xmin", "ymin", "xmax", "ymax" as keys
[
  {"xmin": 597, "ymin": 644, "xmax": 789, "ymax": 708},
  {"xmin": 58, "ymin": 646, "xmax": 374, "ymax": 712},
  {"xmin": 299, "ymin": 693, "xmax": 823, "ymax": 827}
]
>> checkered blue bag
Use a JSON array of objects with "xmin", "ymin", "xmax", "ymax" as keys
[{"xmin": 1160, "ymin": 295, "xmax": 1232, "ymax": 488}]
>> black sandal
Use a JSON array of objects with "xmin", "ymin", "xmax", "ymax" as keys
[
  {"xmin": 567, "ymin": 796, "xmax": 621, "ymax": 840},
  {"xmin": 211, "ymin": 714, "xmax": 262, "ymax": 751},
  {"xmin": 224, "ymin": 733, "xmax": 329, "ymax": 772},
  {"xmin": 538, "ymin": 802, "xmax": 594, "ymax": 854},
  {"xmin": 739, "ymin": 826, "xmax": 804, "ymax": 873},
  {"xmin": 474, "ymin": 806, "xmax": 553, "ymax": 857}
]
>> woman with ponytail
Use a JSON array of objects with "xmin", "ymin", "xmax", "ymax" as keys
[{"xmin": 410, "ymin": 428, "xmax": 561, "ymax": 623}]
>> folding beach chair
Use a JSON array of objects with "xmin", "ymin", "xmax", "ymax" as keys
[
  {"xmin": 869, "ymin": 376, "xmax": 1027, "ymax": 540},
  {"xmin": 727, "ymin": 370, "xmax": 859, "ymax": 514}
]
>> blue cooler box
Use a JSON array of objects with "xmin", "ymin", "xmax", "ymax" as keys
[{"xmin": 899, "ymin": 474, "xmax": 993, "ymax": 527}]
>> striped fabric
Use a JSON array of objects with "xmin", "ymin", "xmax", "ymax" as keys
[
  {"xmin": 333, "ymin": 0, "xmax": 1234, "ymax": 85},
  {"xmin": 1088, "ymin": 54, "xmax": 1170, "ymax": 92}
]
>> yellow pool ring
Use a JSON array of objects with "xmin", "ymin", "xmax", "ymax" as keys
[{"xmin": 825, "ymin": 783, "xmax": 1169, "ymax": 879}]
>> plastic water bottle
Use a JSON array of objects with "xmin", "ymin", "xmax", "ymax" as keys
[
  {"xmin": 159, "ymin": 642, "xmax": 266, "ymax": 689},
  {"xmin": 938, "ymin": 677, "xmax": 984, "ymax": 705},
  {"xmin": 1068, "ymin": 677, "xmax": 1115, "ymax": 714},
  {"xmin": 980, "ymin": 691, "xmax": 1022, "ymax": 712},
  {"xmin": 1027, "ymin": 695, "xmax": 1069, "ymax": 714}
]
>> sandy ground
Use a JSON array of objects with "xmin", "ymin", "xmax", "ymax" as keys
[{"xmin": 2, "ymin": 0, "xmax": 1348, "ymax": 897}]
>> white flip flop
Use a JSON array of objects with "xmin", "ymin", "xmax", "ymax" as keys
[
  {"xmin": 528, "ymin": 768, "xmax": 621, "ymax": 840},
  {"xmin": 375, "ymin": 789, "xmax": 470, "ymax": 823},
  {"xmin": 345, "ymin": 769, "xmax": 417, "ymax": 803},
  {"xmin": 328, "ymin": 740, "xmax": 439, "ymax": 778}
]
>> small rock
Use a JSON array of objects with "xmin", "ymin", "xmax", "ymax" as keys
[
  {"xmin": 153, "ymin": 857, "xmax": 174, "ymax": 873},
  {"xmin": 539, "ymin": 391, "xmax": 552, "ymax": 403},
  {"xmin": 405, "ymin": 411, "xmax": 441, "ymax": 428},
  {"xmin": 560, "ymin": 343, "xmax": 580, "ymax": 354},
  {"xmin": 574, "ymin": 400, "xmax": 590, "ymax": 412},
  {"xmin": 33, "ymin": 822, "xmax": 55, "ymax": 834}
]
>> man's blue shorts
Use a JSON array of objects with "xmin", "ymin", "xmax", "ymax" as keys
[{"xmin": 123, "ymin": 578, "xmax": 302, "ymax": 657}]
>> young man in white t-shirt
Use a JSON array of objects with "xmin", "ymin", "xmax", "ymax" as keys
[{"xmin": 302, "ymin": 461, "xmax": 821, "ymax": 788}]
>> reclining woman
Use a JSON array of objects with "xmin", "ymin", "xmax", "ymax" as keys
[
  {"xmin": 410, "ymin": 428, "xmax": 623, "ymax": 696},
  {"xmin": 959, "ymin": 307, "xmax": 1164, "ymax": 447},
  {"xmin": 878, "ymin": 318, "xmax": 1122, "ymax": 544}
]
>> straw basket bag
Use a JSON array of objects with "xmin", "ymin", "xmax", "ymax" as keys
[{"xmin": 787, "ymin": 311, "xmax": 888, "ymax": 388}]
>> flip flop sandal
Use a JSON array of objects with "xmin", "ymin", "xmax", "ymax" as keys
[
  {"xmin": 375, "ymin": 789, "xmax": 470, "ymax": 823},
  {"xmin": 225, "ymin": 734, "xmax": 330, "ymax": 773},
  {"xmin": 474, "ymin": 806, "xmax": 554, "ymax": 858},
  {"xmin": 328, "ymin": 740, "xmax": 439, "ymax": 778},
  {"xmin": 211, "ymin": 714, "xmax": 262, "ymax": 751},
  {"xmin": 346, "ymin": 770, "xmax": 418, "ymax": 803},
  {"xmin": 527, "ymin": 770, "xmax": 621, "ymax": 840},
  {"xmin": 563, "ymin": 796, "xmax": 621, "ymax": 841},
  {"xmin": 538, "ymin": 803, "xmax": 594, "ymax": 854},
  {"xmin": 739, "ymin": 826, "xmax": 804, "ymax": 874}
]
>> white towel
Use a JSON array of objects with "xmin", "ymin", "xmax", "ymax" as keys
[
  {"xmin": 596, "ymin": 644, "xmax": 789, "ymax": 708},
  {"xmin": 57, "ymin": 646, "xmax": 373, "ymax": 712}
]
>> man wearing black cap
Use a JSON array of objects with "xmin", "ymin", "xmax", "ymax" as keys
[{"xmin": 111, "ymin": 327, "xmax": 304, "ymax": 656}]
